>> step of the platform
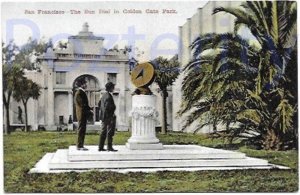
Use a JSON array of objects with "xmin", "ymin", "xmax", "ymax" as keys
[
  {"xmin": 30, "ymin": 145, "xmax": 290, "ymax": 173},
  {"xmin": 49, "ymin": 149, "xmax": 269, "ymax": 170},
  {"xmin": 30, "ymin": 152, "xmax": 288, "ymax": 173},
  {"xmin": 68, "ymin": 145, "xmax": 246, "ymax": 161},
  {"xmin": 30, "ymin": 153, "xmax": 53, "ymax": 173}
]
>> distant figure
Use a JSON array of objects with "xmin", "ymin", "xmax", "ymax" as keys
[
  {"xmin": 74, "ymin": 77, "xmax": 93, "ymax": 151},
  {"xmin": 18, "ymin": 106, "xmax": 23, "ymax": 124},
  {"xmin": 98, "ymin": 82, "xmax": 117, "ymax": 152}
]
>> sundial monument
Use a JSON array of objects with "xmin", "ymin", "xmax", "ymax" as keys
[{"xmin": 126, "ymin": 62, "xmax": 163, "ymax": 150}]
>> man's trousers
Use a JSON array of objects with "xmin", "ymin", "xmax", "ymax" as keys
[
  {"xmin": 99, "ymin": 116, "xmax": 116, "ymax": 150},
  {"xmin": 77, "ymin": 118, "xmax": 87, "ymax": 148}
]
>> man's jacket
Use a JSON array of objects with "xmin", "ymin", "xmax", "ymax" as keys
[
  {"xmin": 98, "ymin": 92, "xmax": 116, "ymax": 122},
  {"xmin": 74, "ymin": 88, "xmax": 92, "ymax": 121}
]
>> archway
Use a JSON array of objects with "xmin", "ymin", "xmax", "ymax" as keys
[{"xmin": 73, "ymin": 75, "xmax": 101, "ymax": 124}]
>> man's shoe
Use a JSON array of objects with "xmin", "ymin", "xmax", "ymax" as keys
[
  {"xmin": 77, "ymin": 147, "xmax": 88, "ymax": 151},
  {"xmin": 98, "ymin": 148, "xmax": 107, "ymax": 151},
  {"xmin": 107, "ymin": 148, "xmax": 118, "ymax": 152}
]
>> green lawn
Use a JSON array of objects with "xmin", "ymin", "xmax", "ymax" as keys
[{"xmin": 3, "ymin": 131, "xmax": 298, "ymax": 192}]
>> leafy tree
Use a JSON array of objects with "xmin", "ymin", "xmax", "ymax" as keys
[
  {"xmin": 152, "ymin": 56, "xmax": 180, "ymax": 134},
  {"xmin": 2, "ymin": 41, "xmax": 24, "ymax": 134},
  {"xmin": 14, "ymin": 37, "xmax": 48, "ymax": 70},
  {"xmin": 180, "ymin": 1, "xmax": 297, "ymax": 150},
  {"xmin": 3, "ymin": 39, "xmax": 45, "ymax": 133},
  {"xmin": 13, "ymin": 77, "xmax": 41, "ymax": 132}
]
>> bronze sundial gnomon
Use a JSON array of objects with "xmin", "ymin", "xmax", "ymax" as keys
[
  {"xmin": 131, "ymin": 62, "xmax": 155, "ymax": 87},
  {"xmin": 131, "ymin": 62, "xmax": 155, "ymax": 95}
]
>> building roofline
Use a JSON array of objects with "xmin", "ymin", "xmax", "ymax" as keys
[
  {"xmin": 179, "ymin": 0, "xmax": 210, "ymax": 26},
  {"xmin": 68, "ymin": 35, "xmax": 104, "ymax": 40}
]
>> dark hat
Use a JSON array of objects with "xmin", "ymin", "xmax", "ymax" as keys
[{"xmin": 105, "ymin": 82, "xmax": 115, "ymax": 90}]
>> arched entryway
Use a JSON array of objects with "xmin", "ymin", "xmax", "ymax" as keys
[{"xmin": 73, "ymin": 75, "xmax": 101, "ymax": 124}]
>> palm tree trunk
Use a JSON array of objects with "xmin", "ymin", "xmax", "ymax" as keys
[
  {"xmin": 161, "ymin": 90, "xmax": 168, "ymax": 134},
  {"xmin": 263, "ymin": 128, "xmax": 281, "ymax": 150}
]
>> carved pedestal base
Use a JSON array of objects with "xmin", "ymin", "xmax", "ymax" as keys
[{"xmin": 126, "ymin": 95, "xmax": 163, "ymax": 150}]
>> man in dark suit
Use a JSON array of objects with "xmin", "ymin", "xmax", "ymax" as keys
[
  {"xmin": 74, "ymin": 77, "xmax": 93, "ymax": 150},
  {"xmin": 98, "ymin": 82, "xmax": 117, "ymax": 152}
]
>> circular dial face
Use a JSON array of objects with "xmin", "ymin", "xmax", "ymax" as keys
[{"xmin": 131, "ymin": 62, "xmax": 155, "ymax": 87}]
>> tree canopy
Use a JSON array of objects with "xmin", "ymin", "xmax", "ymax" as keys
[
  {"xmin": 2, "ymin": 39, "xmax": 43, "ymax": 133},
  {"xmin": 180, "ymin": 1, "xmax": 297, "ymax": 150},
  {"xmin": 152, "ymin": 56, "xmax": 180, "ymax": 134}
]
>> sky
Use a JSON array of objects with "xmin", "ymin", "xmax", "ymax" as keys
[{"xmin": 1, "ymin": 1, "xmax": 209, "ymax": 61}]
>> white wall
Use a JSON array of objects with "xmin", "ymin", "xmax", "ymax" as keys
[{"xmin": 54, "ymin": 92, "xmax": 69, "ymax": 125}]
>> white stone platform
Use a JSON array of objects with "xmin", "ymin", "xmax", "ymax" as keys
[{"xmin": 30, "ymin": 145, "xmax": 289, "ymax": 173}]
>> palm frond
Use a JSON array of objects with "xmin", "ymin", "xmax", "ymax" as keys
[
  {"xmin": 273, "ymin": 99, "xmax": 295, "ymax": 133},
  {"xmin": 270, "ymin": 1, "xmax": 279, "ymax": 45},
  {"xmin": 279, "ymin": 2, "xmax": 297, "ymax": 47}
]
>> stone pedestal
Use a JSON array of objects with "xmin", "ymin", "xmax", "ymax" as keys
[{"xmin": 126, "ymin": 95, "xmax": 163, "ymax": 150}]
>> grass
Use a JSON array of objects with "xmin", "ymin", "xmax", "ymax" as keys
[{"xmin": 3, "ymin": 131, "xmax": 298, "ymax": 192}]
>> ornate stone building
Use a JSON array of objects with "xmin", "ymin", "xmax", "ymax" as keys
[
  {"xmin": 9, "ymin": 23, "xmax": 134, "ymax": 131},
  {"xmin": 7, "ymin": 22, "xmax": 173, "ymax": 131}
]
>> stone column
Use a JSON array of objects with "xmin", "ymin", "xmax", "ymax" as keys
[
  {"xmin": 47, "ymin": 67, "xmax": 55, "ymax": 128},
  {"xmin": 126, "ymin": 95, "xmax": 163, "ymax": 150},
  {"xmin": 68, "ymin": 91, "xmax": 73, "ymax": 130},
  {"xmin": 32, "ymin": 100, "xmax": 38, "ymax": 130}
]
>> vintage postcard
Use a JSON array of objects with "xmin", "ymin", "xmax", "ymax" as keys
[{"xmin": 1, "ymin": 0, "xmax": 298, "ymax": 193}]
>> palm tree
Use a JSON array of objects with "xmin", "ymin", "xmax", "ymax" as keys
[
  {"xmin": 152, "ymin": 56, "xmax": 180, "ymax": 134},
  {"xmin": 181, "ymin": 1, "xmax": 297, "ymax": 150},
  {"xmin": 180, "ymin": 33, "xmax": 260, "ymax": 135},
  {"xmin": 213, "ymin": 1, "xmax": 297, "ymax": 93},
  {"xmin": 215, "ymin": 1, "xmax": 297, "ymax": 150}
]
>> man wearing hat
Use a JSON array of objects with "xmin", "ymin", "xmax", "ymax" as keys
[
  {"xmin": 98, "ymin": 82, "xmax": 117, "ymax": 152},
  {"xmin": 74, "ymin": 77, "xmax": 93, "ymax": 150}
]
